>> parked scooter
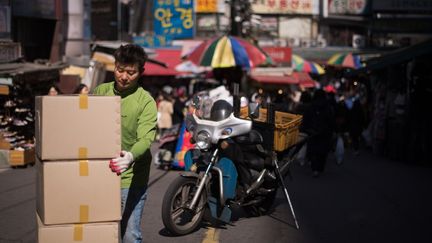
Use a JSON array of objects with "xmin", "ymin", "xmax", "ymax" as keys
[
  {"xmin": 153, "ymin": 124, "xmax": 181, "ymax": 170},
  {"xmin": 161, "ymin": 96, "xmax": 305, "ymax": 235}
]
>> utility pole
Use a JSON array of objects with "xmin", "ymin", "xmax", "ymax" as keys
[
  {"xmin": 230, "ymin": 0, "xmax": 241, "ymax": 36},
  {"xmin": 230, "ymin": 0, "xmax": 253, "ymax": 38}
]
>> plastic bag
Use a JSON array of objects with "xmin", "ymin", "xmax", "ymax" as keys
[{"xmin": 335, "ymin": 135, "xmax": 344, "ymax": 165}]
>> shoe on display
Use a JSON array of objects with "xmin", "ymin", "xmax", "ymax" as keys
[
  {"xmin": 4, "ymin": 100, "xmax": 16, "ymax": 107},
  {"xmin": 13, "ymin": 119, "xmax": 28, "ymax": 126}
]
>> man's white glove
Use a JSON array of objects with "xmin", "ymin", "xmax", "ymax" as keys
[{"xmin": 109, "ymin": 151, "xmax": 134, "ymax": 175}]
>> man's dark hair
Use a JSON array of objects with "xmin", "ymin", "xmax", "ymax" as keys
[{"xmin": 114, "ymin": 44, "xmax": 148, "ymax": 74}]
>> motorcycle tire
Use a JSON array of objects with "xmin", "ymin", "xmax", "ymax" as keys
[{"xmin": 161, "ymin": 176, "xmax": 206, "ymax": 236}]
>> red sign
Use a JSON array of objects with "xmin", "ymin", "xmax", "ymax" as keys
[{"xmin": 262, "ymin": 47, "xmax": 292, "ymax": 65}]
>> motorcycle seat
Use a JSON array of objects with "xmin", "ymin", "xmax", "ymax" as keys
[{"xmin": 234, "ymin": 129, "xmax": 264, "ymax": 145}]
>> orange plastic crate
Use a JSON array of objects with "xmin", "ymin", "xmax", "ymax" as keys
[{"xmin": 257, "ymin": 108, "xmax": 302, "ymax": 152}]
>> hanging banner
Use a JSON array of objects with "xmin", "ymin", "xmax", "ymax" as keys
[
  {"xmin": 154, "ymin": 0, "xmax": 195, "ymax": 39},
  {"xmin": 328, "ymin": 0, "xmax": 369, "ymax": 15},
  {"xmin": 252, "ymin": 0, "xmax": 319, "ymax": 15}
]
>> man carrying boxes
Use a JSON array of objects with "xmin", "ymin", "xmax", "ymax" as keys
[
  {"xmin": 35, "ymin": 94, "xmax": 123, "ymax": 242},
  {"xmin": 93, "ymin": 44, "xmax": 157, "ymax": 243},
  {"xmin": 35, "ymin": 44, "xmax": 157, "ymax": 243}
]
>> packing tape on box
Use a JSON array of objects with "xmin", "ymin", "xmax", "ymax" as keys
[
  {"xmin": 73, "ymin": 224, "xmax": 83, "ymax": 241},
  {"xmin": 79, "ymin": 94, "xmax": 88, "ymax": 109},
  {"xmin": 78, "ymin": 147, "xmax": 88, "ymax": 159},
  {"xmin": 79, "ymin": 160, "xmax": 89, "ymax": 176},
  {"xmin": 80, "ymin": 205, "xmax": 89, "ymax": 223}
]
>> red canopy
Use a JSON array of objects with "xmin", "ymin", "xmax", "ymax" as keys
[{"xmin": 144, "ymin": 49, "xmax": 184, "ymax": 76}]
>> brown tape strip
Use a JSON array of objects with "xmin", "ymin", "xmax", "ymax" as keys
[
  {"xmin": 73, "ymin": 224, "xmax": 83, "ymax": 241},
  {"xmin": 79, "ymin": 205, "xmax": 89, "ymax": 223},
  {"xmin": 79, "ymin": 160, "xmax": 89, "ymax": 176},
  {"xmin": 79, "ymin": 94, "xmax": 88, "ymax": 109},
  {"xmin": 78, "ymin": 147, "xmax": 87, "ymax": 159}
]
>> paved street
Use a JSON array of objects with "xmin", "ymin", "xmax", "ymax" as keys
[{"xmin": 1, "ymin": 147, "xmax": 431, "ymax": 243}]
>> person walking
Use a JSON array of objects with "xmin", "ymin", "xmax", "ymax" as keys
[
  {"xmin": 157, "ymin": 89, "xmax": 174, "ymax": 137},
  {"xmin": 302, "ymin": 89, "xmax": 335, "ymax": 177},
  {"xmin": 92, "ymin": 44, "xmax": 157, "ymax": 243}
]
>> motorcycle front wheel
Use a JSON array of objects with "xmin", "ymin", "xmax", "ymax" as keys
[{"xmin": 161, "ymin": 176, "xmax": 206, "ymax": 236}]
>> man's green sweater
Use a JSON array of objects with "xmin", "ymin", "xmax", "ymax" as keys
[{"xmin": 93, "ymin": 82, "xmax": 157, "ymax": 189}]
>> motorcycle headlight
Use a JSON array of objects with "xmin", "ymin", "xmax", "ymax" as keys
[{"xmin": 195, "ymin": 131, "xmax": 211, "ymax": 150}]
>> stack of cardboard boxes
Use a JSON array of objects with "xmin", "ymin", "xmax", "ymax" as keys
[{"xmin": 35, "ymin": 95, "xmax": 122, "ymax": 243}]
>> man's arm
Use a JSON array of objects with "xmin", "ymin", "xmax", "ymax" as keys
[{"xmin": 129, "ymin": 98, "xmax": 157, "ymax": 160}]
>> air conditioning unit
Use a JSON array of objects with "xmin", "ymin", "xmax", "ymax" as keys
[
  {"xmin": 310, "ymin": 39, "xmax": 318, "ymax": 47},
  {"xmin": 288, "ymin": 38, "xmax": 301, "ymax": 47},
  {"xmin": 275, "ymin": 38, "xmax": 287, "ymax": 47},
  {"xmin": 352, "ymin": 34, "xmax": 366, "ymax": 49},
  {"xmin": 317, "ymin": 38, "xmax": 327, "ymax": 48},
  {"xmin": 301, "ymin": 39, "xmax": 311, "ymax": 47}
]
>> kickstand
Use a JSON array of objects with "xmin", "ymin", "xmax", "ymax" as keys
[{"xmin": 273, "ymin": 153, "xmax": 300, "ymax": 229}]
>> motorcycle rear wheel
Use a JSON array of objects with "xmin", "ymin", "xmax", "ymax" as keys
[{"xmin": 161, "ymin": 176, "xmax": 206, "ymax": 236}]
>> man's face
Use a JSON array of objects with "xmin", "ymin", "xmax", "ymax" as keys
[{"xmin": 114, "ymin": 63, "xmax": 141, "ymax": 91}]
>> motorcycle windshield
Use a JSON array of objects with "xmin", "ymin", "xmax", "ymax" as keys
[{"xmin": 192, "ymin": 94, "xmax": 234, "ymax": 121}]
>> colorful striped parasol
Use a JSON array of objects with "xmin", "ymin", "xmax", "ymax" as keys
[
  {"xmin": 292, "ymin": 54, "xmax": 325, "ymax": 75},
  {"xmin": 185, "ymin": 35, "xmax": 272, "ymax": 69},
  {"xmin": 327, "ymin": 53, "xmax": 363, "ymax": 69}
]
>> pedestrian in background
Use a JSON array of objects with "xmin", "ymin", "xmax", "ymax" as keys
[
  {"xmin": 157, "ymin": 89, "xmax": 174, "ymax": 137},
  {"xmin": 73, "ymin": 83, "xmax": 89, "ymax": 94},
  {"xmin": 92, "ymin": 44, "xmax": 157, "ymax": 243},
  {"xmin": 47, "ymin": 84, "xmax": 61, "ymax": 96},
  {"xmin": 172, "ymin": 86, "xmax": 188, "ymax": 126},
  {"xmin": 302, "ymin": 89, "xmax": 335, "ymax": 177}
]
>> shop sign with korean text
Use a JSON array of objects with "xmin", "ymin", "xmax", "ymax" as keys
[
  {"xmin": 133, "ymin": 35, "xmax": 173, "ymax": 48},
  {"xmin": 196, "ymin": 0, "xmax": 217, "ymax": 13},
  {"xmin": 154, "ymin": 0, "xmax": 195, "ymax": 39},
  {"xmin": 252, "ymin": 0, "xmax": 319, "ymax": 15},
  {"xmin": 262, "ymin": 47, "xmax": 292, "ymax": 66},
  {"xmin": 328, "ymin": 0, "xmax": 370, "ymax": 15}
]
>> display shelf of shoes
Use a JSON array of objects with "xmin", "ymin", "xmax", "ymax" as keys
[{"xmin": 0, "ymin": 84, "xmax": 35, "ymax": 166}]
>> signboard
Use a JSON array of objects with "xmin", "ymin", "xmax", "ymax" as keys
[
  {"xmin": 262, "ymin": 47, "xmax": 292, "ymax": 66},
  {"xmin": 12, "ymin": 0, "xmax": 56, "ymax": 19},
  {"xmin": 252, "ymin": 0, "xmax": 319, "ymax": 15},
  {"xmin": 196, "ymin": 0, "xmax": 217, "ymax": 13},
  {"xmin": 154, "ymin": 0, "xmax": 195, "ymax": 39},
  {"xmin": 372, "ymin": 0, "xmax": 432, "ymax": 12},
  {"xmin": 0, "ymin": 5, "xmax": 10, "ymax": 39},
  {"xmin": 328, "ymin": 0, "xmax": 369, "ymax": 15},
  {"xmin": 133, "ymin": 35, "xmax": 173, "ymax": 48}
]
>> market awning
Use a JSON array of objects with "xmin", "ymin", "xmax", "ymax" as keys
[
  {"xmin": 144, "ymin": 49, "xmax": 184, "ymax": 76},
  {"xmin": 250, "ymin": 71, "xmax": 317, "ymax": 88},
  {"xmin": 362, "ymin": 39, "xmax": 432, "ymax": 71}
]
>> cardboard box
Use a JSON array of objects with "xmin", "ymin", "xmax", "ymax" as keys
[
  {"xmin": 37, "ymin": 213, "xmax": 120, "ymax": 243},
  {"xmin": 0, "ymin": 139, "xmax": 11, "ymax": 149},
  {"xmin": 36, "ymin": 158, "xmax": 121, "ymax": 225},
  {"xmin": 0, "ymin": 149, "xmax": 10, "ymax": 168},
  {"xmin": 35, "ymin": 95, "xmax": 121, "ymax": 160},
  {"xmin": 9, "ymin": 148, "xmax": 35, "ymax": 166}
]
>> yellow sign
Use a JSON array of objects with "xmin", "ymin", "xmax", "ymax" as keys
[{"xmin": 197, "ymin": 0, "xmax": 217, "ymax": 13}]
